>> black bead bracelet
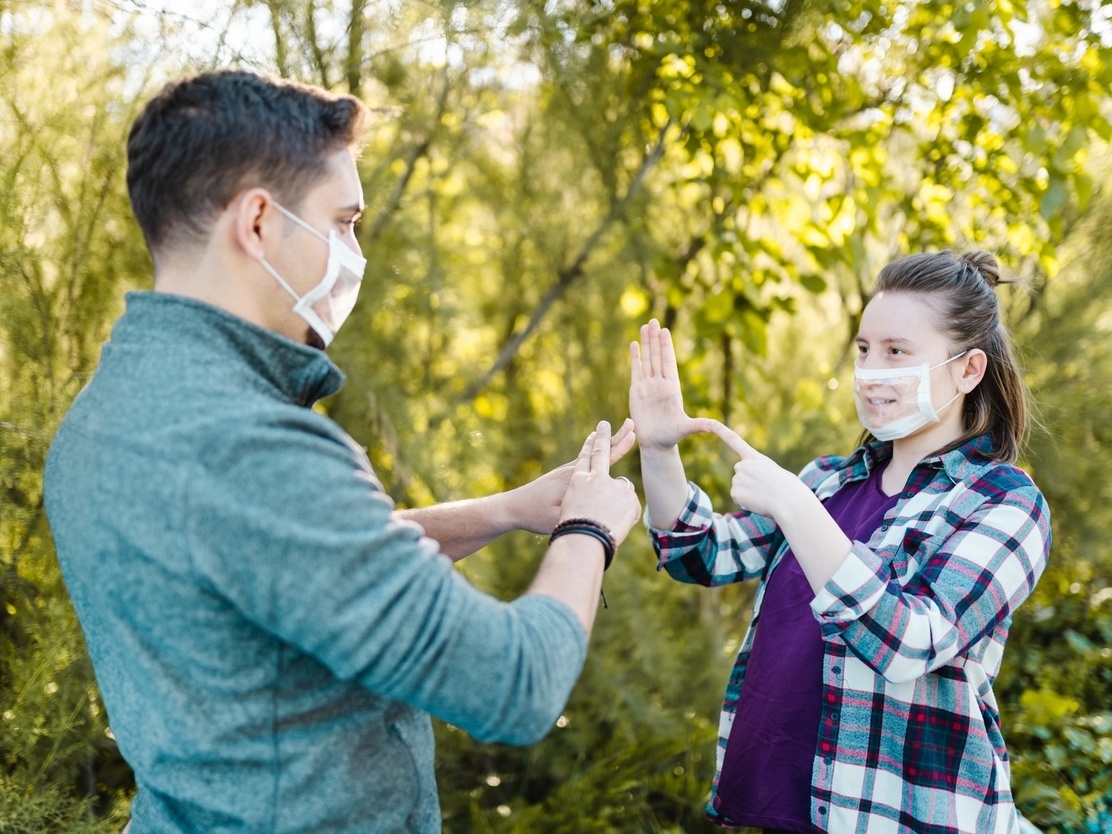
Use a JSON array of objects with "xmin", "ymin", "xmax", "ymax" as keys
[{"xmin": 549, "ymin": 517, "xmax": 616, "ymax": 571}]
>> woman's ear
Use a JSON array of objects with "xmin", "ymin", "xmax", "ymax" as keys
[{"xmin": 957, "ymin": 348, "xmax": 988, "ymax": 392}]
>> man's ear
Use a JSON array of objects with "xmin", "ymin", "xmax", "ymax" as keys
[
  {"xmin": 231, "ymin": 188, "xmax": 273, "ymax": 261},
  {"xmin": 958, "ymin": 348, "xmax": 988, "ymax": 393}
]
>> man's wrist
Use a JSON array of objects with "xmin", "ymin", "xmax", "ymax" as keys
[{"xmin": 549, "ymin": 518, "xmax": 616, "ymax": 570}]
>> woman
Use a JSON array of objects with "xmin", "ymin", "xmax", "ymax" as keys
[{"xmin": 629, "ymin": 251, "xmax": 1051, "ymax": 833}]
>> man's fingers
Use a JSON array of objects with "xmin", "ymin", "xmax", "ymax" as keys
[
  {"xmin": 609, "ymin": 417, "xmax": 636, "ymax": 463},
  {"xmin": 574, "ymin": 431, "xmax": 595, "ymax": 472},
  {"xmin": 590, "ymin": 420, "xmax": 612, "ymax": 474},
  {"xmin": 609, "ymin": 433, "xmax": 637, "ymax": 464},
  {"xmin": 611, "ymin": 417, "xmax": 634, "ymax": 444},
  {"xmin": 704, "ymin": 419, "xmax": 755, "ymax": 459}
]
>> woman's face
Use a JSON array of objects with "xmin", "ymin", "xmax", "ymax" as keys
[{"xmin": 855, "ymin": 291, "xmax": 967, "ymax": 444}]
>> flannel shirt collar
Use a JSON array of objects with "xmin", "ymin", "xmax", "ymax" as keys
[
  {"xmin": 841, "ymin": 434, "xmax": 997, "ymax": 486},
  {"xmin": 936, "ymin": 433, "xmax": 997, "ymax": 482}
]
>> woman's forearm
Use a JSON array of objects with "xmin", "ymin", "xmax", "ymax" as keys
[
  {"xmin": 638, "ymin": 445, "xmax": 692, "ymax": 530},
  {"xmin": 773, "ymin": 480, "xmax": 853, "ymax": 594}
]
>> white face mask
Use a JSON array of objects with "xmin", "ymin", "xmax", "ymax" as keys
[
  {"xmin": 853, "ymin": 351, "xmax": 968, "ymax": 441},
  {"xmin": 259, "ymin": 202, "xmax": 367, "ymax": 347}
]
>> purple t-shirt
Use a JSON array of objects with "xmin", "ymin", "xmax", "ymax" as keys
[{"xmin": 712, "ymin": 463, "xmax": 901, "ymax": 831}]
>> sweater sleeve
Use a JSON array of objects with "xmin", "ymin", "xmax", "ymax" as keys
[{"xmin": 185, "ymin": 409, "xmax": 587, "ymax": 746}]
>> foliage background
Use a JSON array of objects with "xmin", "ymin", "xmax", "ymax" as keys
[{"xmin": 2, "ymin": 0, "xmax": 1111, "ymax": 831}]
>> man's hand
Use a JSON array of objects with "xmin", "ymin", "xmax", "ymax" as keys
[
  {"xmin": 526, "ymin": 420, "xmax": 641, "ymax": 633},
  {"xmin": 557, "ymin": 420, "xmax": 641, "ymax": 546},
  {"xmin": 506, "ymin": 417, "xmax": 636, "ymax": 535}
]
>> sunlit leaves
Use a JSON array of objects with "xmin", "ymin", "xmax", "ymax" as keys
[
  {"xmin": 1, "ymin": 3, "xmax": 154, "ymax": 825},
  {"xmin": 3, "ymin": 0, "xmax": 1112, "ymax": 828}
]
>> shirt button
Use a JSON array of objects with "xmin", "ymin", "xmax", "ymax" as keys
[
  {"xmin": 819, "ymin": 806, "xmax": 828, "ymax": 816},
  {"xmin": 831, "ymin": 666, "xmax": 841, "ymax": 675},
  {"xmin": 830, "ymin": 711, "xmax": 839, "ymax": 722},
  {"xmin": 824, "ymin": 755, "xmax": 833, "ymax": 765},
  {"xmin": 879, "ymin": 524, "xmax": 888, "ymax": 532}
]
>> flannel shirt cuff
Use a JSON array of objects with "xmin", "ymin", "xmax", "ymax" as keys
[
  {"xmin": 811, "ymin": 541, "xmax": 888, "ymax": 627},
  {"xmin": 643, "ymin": 480, "xmax": 706, "ymax": 532},
  {"xmin": 645, "ymin": 481, "xmax": 713, "ymax": 562}
]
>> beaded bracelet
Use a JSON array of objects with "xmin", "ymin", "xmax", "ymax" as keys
[{"xmin": 549, "ymin": 517, "xmax": 616, "ymax": 571}]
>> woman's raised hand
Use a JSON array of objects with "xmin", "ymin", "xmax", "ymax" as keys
[{"xmin": 629, "ymin": 319, "xmax": 718, "ymax": 451}]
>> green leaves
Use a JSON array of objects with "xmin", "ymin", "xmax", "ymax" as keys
[
  {"xmin": 4, "ymin": 0, "xmax": 1112, "ymax": 829},
  {"xmin": 0, "ymin": 3, "xmax": 162, "ymax": 826}
]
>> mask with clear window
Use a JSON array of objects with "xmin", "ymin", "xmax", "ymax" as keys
[
  {"xmin": 259, "ymin": 202, "xmax": 367, "ymax": 347},
  {"xmin": 853, "ymin": 351, "xmax": 967, "ymax": 441}
]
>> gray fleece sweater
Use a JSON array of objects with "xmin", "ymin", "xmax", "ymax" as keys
[{"xmin": 44, "ymin": 292, "xmax": 587, "ymax": 834}]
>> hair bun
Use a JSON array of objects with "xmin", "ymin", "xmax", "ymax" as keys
[{"xmin": 959, "ymin": 250, "xmax": 1002, "ymax": 288}]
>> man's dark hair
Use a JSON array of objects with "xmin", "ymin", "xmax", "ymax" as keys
[{"xmin": 126, "ymin": 70, "xmax": 367, "ymax": 255}]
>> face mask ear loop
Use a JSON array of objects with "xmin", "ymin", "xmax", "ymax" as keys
[
  {"xmin": 260, "ymin": 258, "xmax": 302, "ymax": 303},
  {"xmin": 935, "ymin": 391, "xmax": 962, "ymax": 417},
  {"xmin": 261, "ymin": 201, "xmax": 327, "ymax": 303},
  {"xmin": 272, "ymin": 202, "xmax": 329, "ymax": 244},
  {"xmin": 260, "ymin": 257, "xmax": 334, "ymax": 345},
  {"xmin": 264, "ymin": 202, "xmax": 363, "ymax": 349},
  {"xmin": 923, "ymin": 349, "xmax": 970, "ymax": 419}
]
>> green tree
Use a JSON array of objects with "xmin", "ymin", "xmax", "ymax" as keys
[
  {"xmin": 3, "ymin": 0, "xmax": 1112, "ymax": 829},
  {"xmin": 994, "ymin": 178, "xmax": 1112, "ymax": 833},
  {"xmin": 0, "ymin": 2, "xmax": 153, "ymax": 827}
]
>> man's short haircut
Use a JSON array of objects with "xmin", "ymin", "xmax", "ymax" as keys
[{"xmin": 126, "ymin": 70, "xmax": 367, "ymax": 255}]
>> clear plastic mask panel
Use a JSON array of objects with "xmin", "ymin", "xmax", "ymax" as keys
[
  {"xmin": 852, "ymin": 352, "xmax": 966, "ymax": 441},
  {"xmin": 263, "ymin": 203, "xmax": 367, "ymax": 347}
]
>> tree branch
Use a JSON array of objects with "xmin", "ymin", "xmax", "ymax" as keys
[
  {"xmin": 347, "ymin": 0, "xmax": 367, "ymax": 96},
  {"xmin": 305, "ymin": 0, "xmax": 331, "ymax": 89},
  {"xmin": 366, "ymin": 68, "xmax": 450, "ymax": 245},
  {"xmin": 446, "ymin": 119, "xmax": 676, "ymax": 412},
  {"xmin": 265, "ymin": 0, "xmax": 290, "ymax": 78},
  {"xmin": 0, "ymin": 422, "xmax": 46, "ymax": 439}
]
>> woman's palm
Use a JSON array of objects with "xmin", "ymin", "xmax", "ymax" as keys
[{"xmin": 629, "ymin": 320, "xmax": 701, "ymax": 449}]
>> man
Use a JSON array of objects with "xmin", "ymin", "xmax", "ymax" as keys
[{"xmin": 44, "ymin": 70, "xmax": 640, "ymax": 833}]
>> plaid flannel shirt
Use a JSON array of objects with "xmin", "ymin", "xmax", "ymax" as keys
[{"xmin": 649, "ymin": 435, "xmax": 1051, "ymax": 834}]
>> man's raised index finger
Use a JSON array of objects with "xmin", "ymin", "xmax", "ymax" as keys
[{"xmin": 591, "ymin": 420, "xmax": 612, "ymax": 473}]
